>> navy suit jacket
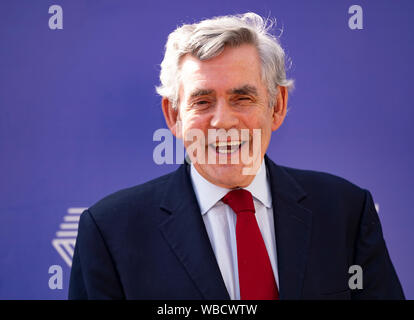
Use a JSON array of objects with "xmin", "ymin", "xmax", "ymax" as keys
[{"xmin": 69, "ymin": 156, "xmax": 404, "ymax": 299}]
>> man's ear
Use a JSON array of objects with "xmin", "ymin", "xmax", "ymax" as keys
[
  {"xmin": 271, "ymin": 86, "xmax": 288, "ymax": 132},
  {"xmin": 161, "ymin": 97, "xmax": 182, "ymax": 139}
]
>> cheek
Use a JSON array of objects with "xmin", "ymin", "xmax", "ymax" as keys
[
  {"xmin": 181, "ymin": 113, "xmax": 210, "ymax": 147},
  {"xmin": 243, "ymin": 110, "xmax": 272, "ymax": 131},
  {"xmin": 182, "ymin": 115, "xmax": 208, "ymax": 133},
  {"xmin": 243, "ymin": 112, "xmax": 273, "ymax": 148}
]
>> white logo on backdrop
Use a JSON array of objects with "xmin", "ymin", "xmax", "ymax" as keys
[{"xmin": 52, "ymin": 207, "xmax": 86, "ymax": 267}]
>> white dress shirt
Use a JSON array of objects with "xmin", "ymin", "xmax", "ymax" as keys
[{"xmin": 190, "ymin": 160, "xmax": 279, "ymax": 300}]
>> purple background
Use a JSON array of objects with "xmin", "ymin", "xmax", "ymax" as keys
[{"xmin": 0, "ymin": 0, "xmax": 413, "ymax": 299}]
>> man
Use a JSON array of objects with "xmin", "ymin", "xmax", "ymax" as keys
[{"xmin": 69, "ymin": 12, "xmax": 404, "ymax": 299}]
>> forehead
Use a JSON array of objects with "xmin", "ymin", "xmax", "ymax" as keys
[{"xmin": 179, "ymin": 44, "xmax": 263, "ymax": 95}]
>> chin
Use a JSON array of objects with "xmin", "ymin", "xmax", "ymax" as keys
[{"xmin": 204, "ymin": 164, "xmax": 250, "ymax": 189}]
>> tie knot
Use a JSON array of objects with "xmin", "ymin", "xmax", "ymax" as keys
[{"xmin": 222, "ymin": 189, "xmax": 255, "ymax": 215}]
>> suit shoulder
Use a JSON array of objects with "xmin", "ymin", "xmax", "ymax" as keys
[
  {"xmin": 277, "ymin": 165, "xmax": 369, "ymax": 224},
  {"xmin": 86, "ymin": 170, "xmax": 175, "ymax": 220},
  {"xmin": 280, "ymin": 165, "xmax": 366, "ymax": 200}
]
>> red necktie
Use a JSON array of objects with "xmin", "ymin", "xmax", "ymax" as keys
[{"xmin": 222, "ymin": 189, "xmax": 279, "ymax": 300}]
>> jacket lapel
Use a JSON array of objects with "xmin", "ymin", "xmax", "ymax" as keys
[
  {"xmin": 265, "ymin": 156, "xmax": 313, "ymax": 300},
  {"xmin": 158, "ymin": 163, "xmax": 230, "ymax": 300}
]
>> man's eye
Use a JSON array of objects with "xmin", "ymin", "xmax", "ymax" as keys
[
  {"xmin": 192, "ymin": 100, "xmax": 211, "ymax": 108},
  {"xmin": 237, "ymin": 97, "xmax": 253, "ymax": 102}
]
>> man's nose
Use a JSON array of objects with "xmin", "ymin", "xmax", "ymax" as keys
[{"xmin": 210, "ymin": 99, "xmax": 239, "ymax": 129}]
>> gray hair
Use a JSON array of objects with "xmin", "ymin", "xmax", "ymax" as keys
[{"xmin": 156, "ymin": 12, "xmax": 294, "ymax": 109}]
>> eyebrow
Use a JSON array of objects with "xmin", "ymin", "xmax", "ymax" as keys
[
  {"xmin": 189, "ymin": 89, "xmax": 214, "ymax": 99},
  {"xmin": 188, "ymin": 85, "xmax": 258, "ymax": 100},
  {"xmin": 227, "ymin": 85, "xmax": 258, "ymax": 96}
]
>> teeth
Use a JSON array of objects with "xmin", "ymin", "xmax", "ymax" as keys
[
  {"xmin": 210, "ymin": 141, "xmax": 245, "ymax": 154},
  {"xmin": 212, "ymin": 141, "xmax": 242, "ymax": 147},
  {"xmin": 216, "ymin": 149, "xmax": 233, "ymax": 154}
]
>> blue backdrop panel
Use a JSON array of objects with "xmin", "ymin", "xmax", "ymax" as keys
[{"xmin": 0, "ymin": 0, "xmax": 413, "ymax": 299}]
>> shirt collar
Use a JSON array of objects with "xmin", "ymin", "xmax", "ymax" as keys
[{"xmin": 190, "ymin": 159, "xmax": 272, "ymax": 215}]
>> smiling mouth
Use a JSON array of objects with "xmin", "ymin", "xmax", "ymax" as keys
[{"xmin": 209, "ymin": 141, "xmax": 247, "ymax": 154}]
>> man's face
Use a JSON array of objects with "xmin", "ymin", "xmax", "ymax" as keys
[{"xmin": 163, "ymin": 44, "xmax": 287, "ymax": 189}]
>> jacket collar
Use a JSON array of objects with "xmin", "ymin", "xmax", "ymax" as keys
[
  {"xmin": 265, "ymin": 155, "xmax": 312, "ymax": 299},
  {"xmin": 189, "ymin": 159, "xmax": 271, "ymax": 216},
  {"xmin": 159, "ymin": 161, "xmax": 230, "ymax": 299}
]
